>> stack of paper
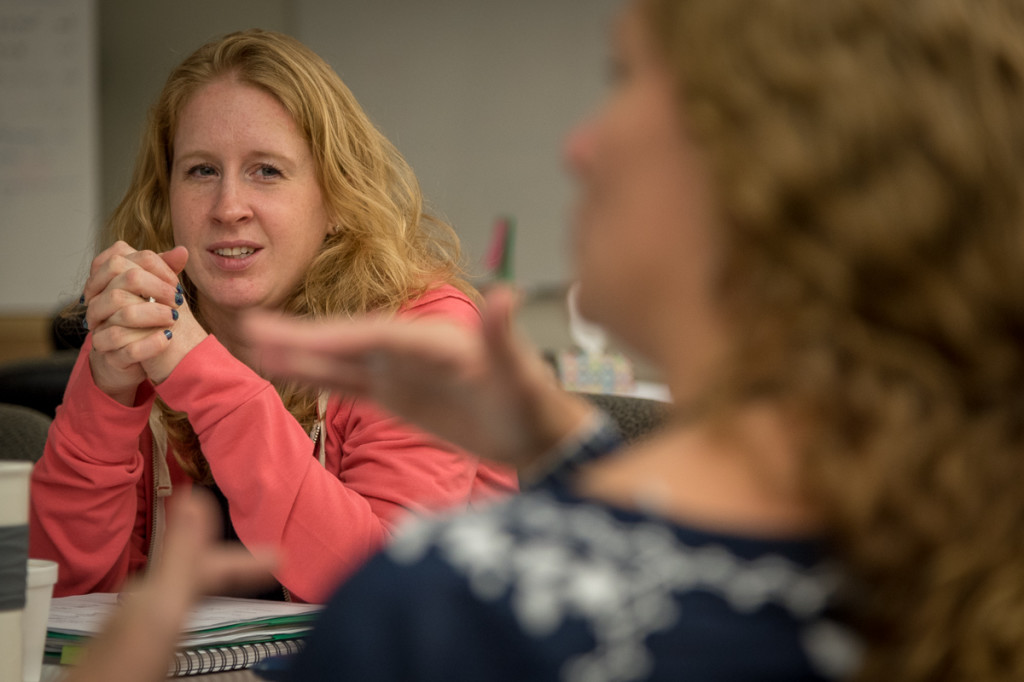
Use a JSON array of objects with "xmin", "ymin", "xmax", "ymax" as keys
[{"xmin": 47, "ymin": 593, "xmax": 322, "ymax": 677}]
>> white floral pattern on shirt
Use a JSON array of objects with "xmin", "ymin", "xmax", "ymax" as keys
[{"xmin": 389, "ymin": 491, "xmax": 860, "ymax": 682}]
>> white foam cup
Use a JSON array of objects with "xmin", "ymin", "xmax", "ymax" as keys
[
  {"xmin": 23, "ymin": 559, "xmax": 58, "ymax": 682},
  {"xmin": 0, "ymin": 462, "xmax": 32, "ymax": 682}
]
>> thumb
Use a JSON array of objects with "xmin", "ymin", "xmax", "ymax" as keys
[
  {"xmin": 159, "ymin": 246, "xmax": 189, "ymax": 275},
  {"xmin": 481, "ymin": 286, "xmax": 534, "ymax": 378}
]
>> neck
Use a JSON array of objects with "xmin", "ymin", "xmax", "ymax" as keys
[{"xmin": 579, "ymin": 400, "xmax": 821, "ymax": 537}]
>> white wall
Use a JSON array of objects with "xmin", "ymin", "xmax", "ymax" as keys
[
  {"xmin": 0, "ymin": 0, "xmax": 99, "ymax": 314},
  {"xmin": 297, "ymin": 0, "xmax": 620, "ymax": 291},
  {"xmin": 1, "ymin": 0, "xmax": 620, "ymax": 315}
]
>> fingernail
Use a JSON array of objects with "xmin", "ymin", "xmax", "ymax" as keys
[
  {"xmin": 82, "ymin": 318, "xmax": 89, "ymax": 330},
  {"xmin": 175, "ymin": 292, "xmax": 184, "ymax": 306},
  {"xmin": 164, "ymin": 330, "xmax": 173, "ymax": 340},
  {"xmin": 172, "ymin": 309, "xmax": 179, "ymax": 321},
  {"xmin": 79, "ymin": 295, "xmax": 85, "ymax": 305},
  {"xmin": 176, "ymin": 283, "xmax": 183, "ymax": 294}
]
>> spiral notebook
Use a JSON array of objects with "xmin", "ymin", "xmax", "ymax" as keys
[
  {"xmin": 167, "ymin": 638, "xmax": 304, "ymax": 677},
  {"xmin": 47, "ymin": 593, "xmax": 322, "ymax": 677}
]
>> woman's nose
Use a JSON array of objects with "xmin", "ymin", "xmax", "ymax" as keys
[
  {"xmin": 563, "ymin": 118, "xmax": 597, "ymax": 178},
  {"xmin": 211, "ymin": 178, "xmax": 253, "ymax": 225}
]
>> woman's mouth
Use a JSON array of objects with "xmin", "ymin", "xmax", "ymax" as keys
[{"xmin": 214, "ymin": 246, "xmax": 257, "ymax": 259}]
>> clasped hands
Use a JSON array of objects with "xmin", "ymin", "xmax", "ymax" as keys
[{"xmin": 82, "ymin": 241, "xmax": 208, "ymax": 406}]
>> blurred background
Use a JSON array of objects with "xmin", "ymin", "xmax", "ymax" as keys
[{"xmin": 0, "ymin": 0, "xmax": 660, "ymax": 389}]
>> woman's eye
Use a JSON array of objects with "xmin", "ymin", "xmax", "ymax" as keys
[
  {"xmin": 187, "ymin": 164, "xmax": 217, "ymax": 178},
  {"xmin": 256, "ymin": 164, "xmax": 283, "ymax": 179}
]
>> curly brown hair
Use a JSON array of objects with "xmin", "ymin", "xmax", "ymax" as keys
[
  {"xmin": 105, "ymin": 29, "xmax": 476, "ymax": 481},
  {"xmin": 641, "ymin": 0, "xmax": 1024, "ymax": 678}
]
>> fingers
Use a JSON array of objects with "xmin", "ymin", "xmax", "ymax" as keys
[
  {"xmin": 91, "ymin": 326, "xmax": 175, "ymax": 366},
  {"xmin": 65, "ymin": 492, "xmax": 276, "ymax": 682},
  {"xmin": 86, "ymin": 287, "xmax": 179, "ymax": 337},
  {"xmin": 244, "ymin": 306, "xmax": 586, "ymax": 466},
  {"xmin": 88, "ymin": 317, "xmax": 176, "ymax": 404},
  {"xmin": 247, "ymin": 312, "xmax": 473, "ymax": 394},
  {"xmin": 86, "ymin": 285, "xmax": 179, "ymax": 369},
  {"xmin": 481, "ymin": 286, "xmax": 560, "ymax": 390},
  {"xmin": 83, "ymin": 247, "xmax": 185, "ymax": 400},
  {"xmin": 157, "ymin": 491, "xmax": 278, "ymax": 598},
  {"xmin": 82, "ymin": 243, "xmax": 186, "ymax": 367},
  {"xmin": 274, "ymin": 349, "xmax": 376, "ymax": 394},
  {"xmin": 159, "ymin": 245, "xmax": 189, "ymax": 275},
  {"xmin": 481, "ymin": 286, "xmax": 527, "ymax": 374},
  {"xmin": 249, "ymin": 313, "xmax": 394, "ymax": 394},
  {"xmin": 165, "ymin": 490, "xmax": 222, "ymax": 553},
  {"xmin": 83, "ymin": 241, "xmax": 182, "ymax": 305},
  {"xmin": 84, "ymin": 255, "xmax": 182, "ymax": 311},
  {"xmin": 199, "ymin": 546, "xmax": 279, "ymax": 598},
  {"xmin": 85, "ymin": 240, "xmax": 135, "ymax": 283}
]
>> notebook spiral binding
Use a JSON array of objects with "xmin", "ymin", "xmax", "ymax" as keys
[{"xmin": 171, "ymin": 638, "xmax": 304, "ymax": 677}]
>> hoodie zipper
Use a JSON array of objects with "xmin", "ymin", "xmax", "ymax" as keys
[{"xmin": 147, "ymin": 439, "xmax": 160, "ymax": 565}]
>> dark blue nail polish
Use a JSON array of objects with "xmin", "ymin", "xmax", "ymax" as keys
[
  {"xmin": 172, "ymin": 309, "xmax": 179, "ymax": 321},
  {"xmin": 79, "ymin": 295, "xmax": 85, "ymax": 305},
  {"xmin": 164, "ymin": 329, "xmax": 173, "ymax": 340},
  {"xmin": 176, "ymin": 283, "xmax": 183, "ymax": 294},
  {"xmin": 82, "ymin": 318, "xmax": 89, "ymax": 330},
  {"xmin": 175, "ymin": 292, "xmax": 184, "ymax": 306}
]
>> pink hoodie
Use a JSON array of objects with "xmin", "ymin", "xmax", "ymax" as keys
[{"xmin": 29, "ymin": 285, "xmax": 517, "ymax": 603}]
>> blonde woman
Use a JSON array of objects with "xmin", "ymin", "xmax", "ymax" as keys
[{"xmin": 29, "ymin": 29, "xmax": 516, "ymax": 605}]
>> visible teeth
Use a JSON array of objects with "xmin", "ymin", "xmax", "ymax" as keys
[{"xmin": 214, "ymin": 247, "xmax": 255, "ymax": 258}]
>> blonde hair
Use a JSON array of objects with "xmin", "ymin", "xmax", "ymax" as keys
[
  {"xmin": 106, "ymin": 29, "xmax": 475, "ymax": 480},
  {"xmin": 642, "ymin": 0, "xmax": 1024, "ymax": 678}
]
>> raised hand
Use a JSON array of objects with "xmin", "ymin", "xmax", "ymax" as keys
[
  {"xmin": 67, "ymin": 492, "xmax": 278, "ymax": 682},
  {"xmin": 245, "ymin": 286, "xmax": 595, "ymax": 470},
  {"xmin": 82, "ymin": 241, "xmax": 188, "ymax": 404}
]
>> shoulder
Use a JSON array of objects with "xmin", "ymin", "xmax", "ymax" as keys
[{"xmin": 397, "ymin": 284, "xmax": 480, "ymax": 328}]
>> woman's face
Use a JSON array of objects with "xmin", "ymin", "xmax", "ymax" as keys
[
  {"xmin": 169, "ymin": 77, "xmax": 331, "ymax": 318},
  {"xmin": 564, "ymin": 6, "xmax": 722, "ymax": 368}
]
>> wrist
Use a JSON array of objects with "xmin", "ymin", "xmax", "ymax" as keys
[
  {"xmin": 146, "ymin": 323, "xmax": 208, "ymax": 384},
  {"xmin": 520, "ymin": 409, "xmax": 623, "ymax": 486},
  {"xmin": 89, "ymin": 350, "xmax": 143, "ymax": 407},
  {"xmin": 517, "ymin": 387, "xmax": 596, "ymax": 473}
]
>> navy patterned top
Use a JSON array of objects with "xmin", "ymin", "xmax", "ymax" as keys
[{"xmin": 287, "ymin": 418, "xmax": 861, "ymax": 681}]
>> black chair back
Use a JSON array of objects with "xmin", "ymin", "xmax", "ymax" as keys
[
  {"xmin": 0, "ymin": 403, "xmax": 52, "ymax": 464},
  {"xmin": 0, "ymin": 350, "xmax": 77, "ymax": 419},
  {"xmin": 577, "ymin": 392, "xmax": 668, "ymax": 443}
]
